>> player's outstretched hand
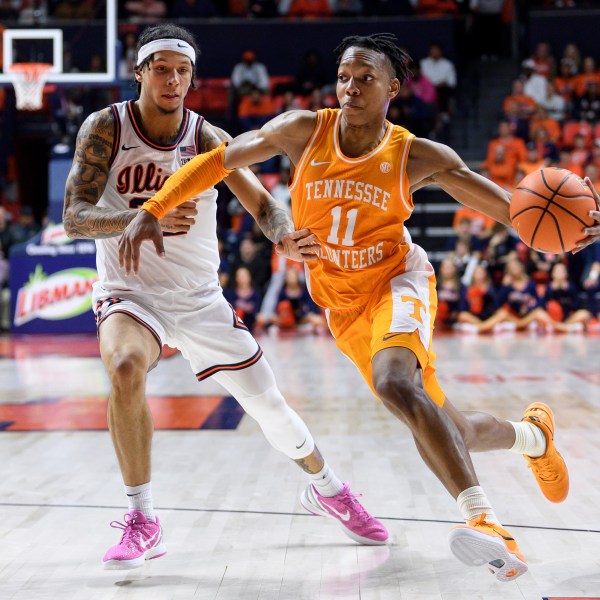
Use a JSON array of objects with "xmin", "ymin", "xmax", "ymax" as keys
[
  {"xmin": 159, "ymin": 200, "xmax": 197, "ymax": 234},
  {"xmin": 119, "ymin": 209, "xmax": 164, "ymax": 275},
  {"xmin": 276, "ymin": 229, "xmax": 321, "ymax": 262},
  {"xmin": 574, "ymin": 177, "xmax": 600, "ymax": 253}
]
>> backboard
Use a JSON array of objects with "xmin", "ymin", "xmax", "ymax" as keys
[{"xmin": 0, "ymin": 0, "xmax": 117, "ymax": 85}]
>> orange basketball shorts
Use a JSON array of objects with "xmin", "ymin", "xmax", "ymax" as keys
[{"xmin": 325, "ymin": 244, "xmax": 446, "ymax": 407}]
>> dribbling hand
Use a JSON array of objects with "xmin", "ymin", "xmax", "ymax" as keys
[
  {"xmin": 119, "ymin": 209, "xmax": 164, "ymax": 275},
  {"xmin": 573, "ymin": 177, "xmax": 600, "ymax": 253},
  {"xmin": 276, "ymin": 229, "xmax": 321, "ymax": 262}
]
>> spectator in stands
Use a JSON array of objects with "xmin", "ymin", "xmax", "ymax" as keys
[
  {"xmin": 530, "ymin": 41, "xmax": 556, "ymax": 79},
  {"xmin": 516, "ymin": 141, "xmax": 546, "ymax": 180},
  {"xmin": 331, "ymin": 0, "xmax": 363, "ymax": 16},
  {"xmin": 237, "ymin": 85, "xmax": 275, "ymax": 131},
  {"xmin": 574, "ymin": 80, "xmax": 600, "ymax": 123},
  {"xmin": 521, "ymin": 58, "xmax": 548, "ymax": 106},
  {"xmin": 435, "ymin": 257, "xmax": 466, "ymax": 329},
  {"xmin": 231, "ymin": 50, "xmax": 270, "ymax": 97},
  {"xmin": 503, "ymin": 78, "xmax": 536, "ymax": 122},
  {"xmin": 541, "ymin": 82, "xmax": 567, "ymax": 121},
  {"xmin": 529, "ymin": 104, "xmax": 561, "ymax": 143},
  {"xmin": 52, "ymin": 0, "xmax": 94, "ymax": 18},
  {"xmin": 581, "ymin": 242, "xmax": 600, "ymax": 324},
  {"xmin": 279, "ymin": 0, "xmax": 333, "ymax": 18},
  {"xmin": 561, "ymin": 42, "xmax": 581, "ymax": 74},
  {"xmin": 454, "ymin": 265, "xmax": 505, "ymax": 334},
  {"xmin": 553, "ymin": 58, "xmax": 578, "ymax": 109},
  {"xmin": 419, "ymin": 43, "xmax": 456, "ymax": 128},
  {"xmin": 588, "ymin": 139, "xmax": 600, "ymax": 170},
  {"xmin": 449, "ymin": 238, "xmax": 480, "ymax": 285},
  {"xmin": 570, "ymin": 133, "xmax": 592, "ymax": 171},
  {"xmin": 275, "ymin": 267, "xmax": 325, "ymax": 333},
  {"xmin": 0, "ymin": 207, "xmax": 12, "ymax": 256},
  {"xmin": 388, "ymin": 86, "xmax": 432, "ymax": 138},
  {"xmin": 556, "ymin": 148, "xmax": 583, "ymax": 176},
  {"xmin": 452, "ymin": 205, "xmax": 495, "ymax": 242},
  {"xmin": 120, "ymin": 0, "xmax": 168, "ymax": 20},
  {"xmin": 407, "ymin": 62, "xmax": 437, "ymax": 107},
  {"xmin": 544, "ymin": 262, "xmax": 591, "ymax": 332},
  {"xmin": 231, "ymin": 237, "xmax": 272, "ymax": 295},
  {"xmin": 487, "ymin": 120, "xmax": 527, "ymax": 166},
  {"xmin": 531, "ymin": 125, "xmax": 559, "ymax": 163},
  {"xmin": 295, "ymin": 49, "xmax": 328, "ymax": 97},
  {"xmin": 119, "ymin": 29, "xmax": 139, "ymax": 82},
  {"xmin": 6, "ymin": 205, "xmax": 40, "ymax": 247},
  {"xmin": 269, "ymin": 167, "xmax": 292, "ymax": 212},
  {"xmin": 485, "ymin": 223, "xmax": 518, "ymax": 285},
  {"xmin": 583, "ymin": 163, "xmax": 599, "ymax": 188},
  {"xmin": 247, "ymin": 0, "xmax": 279, "ymax": 17},
  {"xmin": 482, "ymin": 144, "xmax": 517, "ymax": 191},
  {"xmin": 276, "ymin": 90, "xmax": 303, "ymax": 114},
  {"xmin": 447, "ymin": 216, "xmax": 483, "ymax": 253},
  {"xmin": 574, "ymin": 56, "xmax": 600, "ymax": 97},
  {"xmin": 224, "ymin": 266, "xmax": 262, "ymax": 332}
]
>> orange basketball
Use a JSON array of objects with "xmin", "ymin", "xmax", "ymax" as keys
[{"xmin": 510, "ymin": 168, "xmax": 596, "ymax": 253}]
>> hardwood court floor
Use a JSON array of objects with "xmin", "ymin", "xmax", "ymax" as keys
[{"xmin": 1, "ymin": 331, "xmax": 599, "ymax": 599}]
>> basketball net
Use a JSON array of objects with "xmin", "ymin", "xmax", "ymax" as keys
[{"xmin": 7, "ymin": 63, "xmax": 52, "ymax": 111}]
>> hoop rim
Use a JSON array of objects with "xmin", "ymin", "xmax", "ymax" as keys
[{"xmin": 8, "ymin": 62, "xmax": 54, "ymax": 76}]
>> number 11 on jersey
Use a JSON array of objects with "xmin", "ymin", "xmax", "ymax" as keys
[{"xmin": 327, "ymin": 206, "xmax": 358, "ymax": 247}]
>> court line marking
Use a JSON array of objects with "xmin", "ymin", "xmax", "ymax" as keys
[{"xmin": 0, "ymin": 502, "xmax": 598, "ymax": 535}]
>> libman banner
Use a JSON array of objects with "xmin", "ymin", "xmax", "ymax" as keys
[
  {"xmin": 14, "ymin": 265, "xmax": 97, "ymax": 327},
  {"xmin": 10, "ymin": 236, "xmax": 97, "ymax": 333}
]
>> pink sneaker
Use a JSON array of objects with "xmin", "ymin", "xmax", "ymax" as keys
[
  {"xmin": 300, "ymin": 483, "xmax": 389, "ymax": 545},
  {"xmin": 102, "ymin": 510, "xmax": 166, "ymax": 570}
]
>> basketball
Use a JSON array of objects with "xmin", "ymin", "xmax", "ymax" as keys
[{"xmin": 510, "ymin": 168, "xmax": 596, "ymax": 253}]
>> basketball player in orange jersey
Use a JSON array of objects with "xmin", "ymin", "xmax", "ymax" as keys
[
  {"xmin": 120, "ymin": 33, "xmax": 600, "ymax": 581},
  {"xmin": 62, "ymin": 24, "xmax": 389, "ymax": 571}
]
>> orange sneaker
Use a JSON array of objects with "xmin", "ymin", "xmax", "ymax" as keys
[
  {"xmin": 521, "ymin": 402, "xmax": 569, "ymax": 503},
  {"xmin": 449, "ymin": 513, "xmax": 527, "ymax": 582}
]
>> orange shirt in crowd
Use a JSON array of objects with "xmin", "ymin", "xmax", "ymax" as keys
[
  {"xmin": 503, "ymin": 94, "xmax": 536, "ymax": 118},
  {"xmin": 287, "ymin": 0, "xmax": 332, "ymax": 17},
  {"xmin": 487, "ymin": 136, "xmax": 527, "ymax": 166},
  {"xmin": 574, "ymin": 72, "xmax": 600, "ymax": 96},
  {"xmin": 529, "ymin": 117, "xmax": 561, "ymax": 144},
  {"xmin": 553, "ymin": 75, "xmax": 577, "ymax": 102},
  {"xmin": 237, "ymin": 94, "xmax": 275, "ymax": 118},
  {"xmin": 517, "ymin": 159, "xmax": 546, "ymax": 177},
  {"xmin": 453, "ymin": 207, "xmax": 496, "ymax": 236},
  {"xmin": 415, "ymin": 0, "xmax": 459, "ymax": 15}
]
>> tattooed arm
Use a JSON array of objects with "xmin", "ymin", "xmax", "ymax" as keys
[
  {"xmin": 200, "ymin": 122, "xmax": 294, "ymax": 243},
  {"xmin": 63, "ymin": 109, "xmax": 135, "ymax": 239}
]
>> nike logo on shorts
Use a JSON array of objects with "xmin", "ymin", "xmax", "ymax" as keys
[
  {"xmin": 382, "ymin": 332, "xmax": 404, "ymax": 342},
  {"xmin": 310, "ymin": 159, "xmax": 331, "ymax": 167},
  {"xmin": 122, "ymin": 144, "xmax": 139, "ymax": 151}
]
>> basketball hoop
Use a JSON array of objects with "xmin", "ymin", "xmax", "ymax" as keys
[{"xmin": 7, "ymin": 63, "xmax": 52, "ymax": 111}]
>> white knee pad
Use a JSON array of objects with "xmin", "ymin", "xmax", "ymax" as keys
[{"xmin": 214, "ymin": 362, "xmax": 315, "ymax": 460}]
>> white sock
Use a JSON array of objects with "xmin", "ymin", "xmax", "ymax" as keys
[
  {"xmin": 125, "ymin": 482, "xmax": 155, "ymax": 520},
  {"xmin": 308, "ymin": 463, "xmax": 344, "ymax": 497},
  {"xmin": 457, "ymin": 486, "xmax": 500, "ymax": 525},
  {"xmin": 509, "ymin": 421, "xmax": 546, "ymax": 458}
]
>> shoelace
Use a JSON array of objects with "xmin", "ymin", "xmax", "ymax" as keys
[
  {"xmin": 527, "ymin": 455, "xmax": 559, "ymax": 482},
  {"xmin": 338, "ymin": 490, "xmax": 370, "ymax": 520},
  {"xmin": 109, "ymin": 512, "xmax": 145, "ymax": 547}
]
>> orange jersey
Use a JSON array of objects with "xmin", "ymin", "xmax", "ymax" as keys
[{"xmin": 290, "ymin": 108, "xmax": 414, "ymax": 311}]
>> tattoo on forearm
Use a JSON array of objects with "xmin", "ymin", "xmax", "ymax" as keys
[
  {"xmin": 257, "ymin": 198, "xmax": 294, "ymax": 243},
  {"xmin": 63, "ymin": 109, "xmax": 134, "ymax": 239}
]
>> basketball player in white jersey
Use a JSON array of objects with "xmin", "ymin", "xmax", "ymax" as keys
[
  {"xmin": 119, "ymin": 33, "xmax": 600, "ymax": 581},
  {"xmin": 62, "ymin": 24, "xmax": 388, "ymax": 570}
]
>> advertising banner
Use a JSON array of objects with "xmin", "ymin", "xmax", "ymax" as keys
[{"xmin": 9, "ymin": 225, "xmax": 97, "ymax": 333}]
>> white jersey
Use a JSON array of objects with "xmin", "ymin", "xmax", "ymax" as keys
[{"xmin": 93, "ymin": 100, "xmax": 220, "ymax": 303}]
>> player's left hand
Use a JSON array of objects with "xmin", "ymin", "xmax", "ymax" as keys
[
  {"xmin": 276, "ymin": 229, "xmax": 321, "ymax": 262},
  {"xmin": 573, "ymin": 177, "xmax": 600, "ymax": 253},
  {"xmin": 119, "ymin": 209, "xmax": 164, "ymax": 275}
]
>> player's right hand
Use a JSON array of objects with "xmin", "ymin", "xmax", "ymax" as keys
[
  {"xmin": 119, "ymin": 209, "xmax": 164, "ymax": 275},
  {"xmin": 159, "ymin": 200, "xmax": 197, "ymax": 234}
]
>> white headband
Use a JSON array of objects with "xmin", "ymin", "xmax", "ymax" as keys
[{"xmin": 137, "ymin": 38, "xmax": 196, "ymax": 67}]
